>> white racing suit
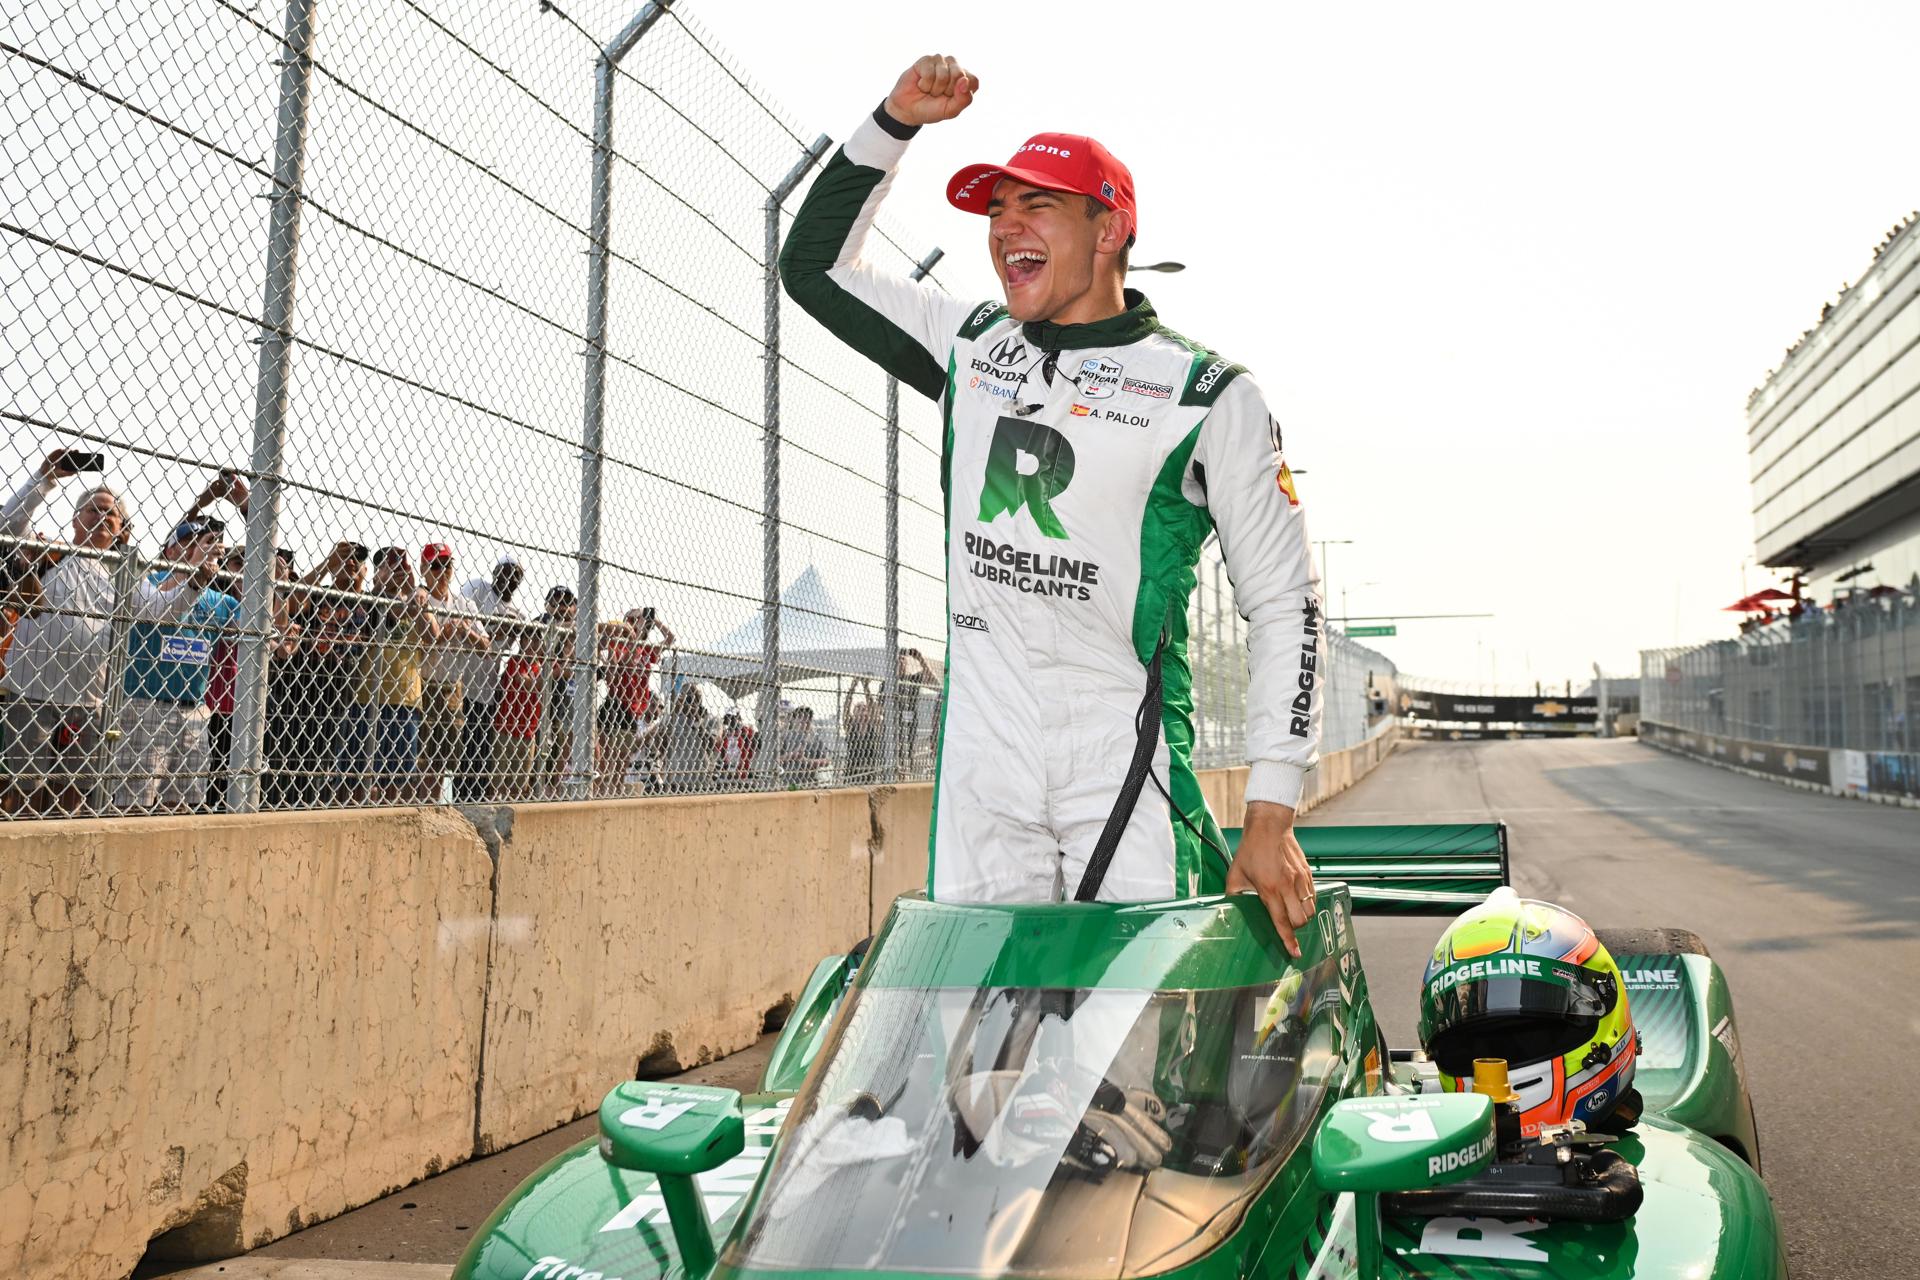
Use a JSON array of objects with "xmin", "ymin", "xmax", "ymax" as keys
[{"xmin": 780, "ymin": 108, "xmax": 1322, "ymax": 903}]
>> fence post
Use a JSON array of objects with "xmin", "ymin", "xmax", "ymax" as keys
[
  {"xmin": 753, "ymin": 134, "xmax": 831, "ymax": 785},
  {"xmin": 567, "ymin": 1, "xmax": 674, "ymax": 800},
  {"xmin": 92, "ymin": 544, "xmax": 143, "ymax": 812},
  {"xmin": 881, "ymin": 246, "xmax": 943, "ymax": 783},
  {"xmin": 226, "ymin": 0, "xmax": 319, "ymax": 814}
]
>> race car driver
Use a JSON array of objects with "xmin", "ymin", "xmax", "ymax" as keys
[{"xmin": 780, "ymin": 55, "xmax": 1322, "ymax": 954}]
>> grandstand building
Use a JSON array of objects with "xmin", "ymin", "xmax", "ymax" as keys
[{"xmin": 1749, "ymin": 214, "xmax": 1920, "ymax": 595}]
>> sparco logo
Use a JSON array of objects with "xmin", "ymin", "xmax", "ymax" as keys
[
  {"xmin": 989, "ymin": 336, "xmax": 1028, "ymax": 367},
  {"xmin": 967, "ymin": 301, "xmax": 999, "ymax": 328},
  {"xmin": 978, "ymin": 415, "xmax": 1075, "ymax": 539},
  {"xmin": 1194, "ymin": 358, "xmax": 1231, "ymax": 395},
  {"xmin": 952, "ymin": 613, "xmax": 990, "ymax": 633}
]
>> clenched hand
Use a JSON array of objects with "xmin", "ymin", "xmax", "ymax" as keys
[{"xmin": 885, "ymin": 54, "xmax": 979, "ymax": 128}]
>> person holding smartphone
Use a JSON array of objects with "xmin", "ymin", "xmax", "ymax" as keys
[{"xmin": 1, "ymin": 450, "xmax": 213, "ymax": 814}]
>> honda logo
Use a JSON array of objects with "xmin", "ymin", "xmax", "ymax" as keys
[{"xmin": 990, "ymin": 337, "xmax": 1028, "ymax": 367}]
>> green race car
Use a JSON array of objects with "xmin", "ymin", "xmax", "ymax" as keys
[{"xmin": 452, "ymin": 823, "xmax": 1785, "ymax": 1280}]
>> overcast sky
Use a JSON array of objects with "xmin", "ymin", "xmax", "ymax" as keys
[{"xmin": 695, "ymin": 0, "xmax": 1919, "ymax": 687}]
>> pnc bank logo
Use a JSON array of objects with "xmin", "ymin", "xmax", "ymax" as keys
[{"xmin": 978, "ymin": 415, "xmax": 1075, "ymax": 540}]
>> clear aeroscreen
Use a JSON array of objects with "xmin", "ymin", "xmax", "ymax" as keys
[{"xmin": 726, "ymin": 978, "xmax": 1340, "ymax": 1278}]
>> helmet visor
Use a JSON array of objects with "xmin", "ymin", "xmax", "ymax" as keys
[{"xmin": 1419, "ymin": 957, "xmax": 1616, "ymax": 1075}]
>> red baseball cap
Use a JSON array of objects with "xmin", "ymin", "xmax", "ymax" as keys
[
  {"xmin": 947, "ymin": 133, "xmax": 1137, "ymax": 233},
  {"xmin": 421, "ymin": 542, "xmax": 453, "ymax": 564}
]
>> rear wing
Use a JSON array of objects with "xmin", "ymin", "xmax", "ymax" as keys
[{"xmin": 1222, "ymin": 822, "xmax": 1509, "ymax": 914}]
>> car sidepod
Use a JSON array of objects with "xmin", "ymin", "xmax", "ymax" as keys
[{"xmin": 1372, "ymin": 1117, "xmax": 1784, "ymax": 1278}]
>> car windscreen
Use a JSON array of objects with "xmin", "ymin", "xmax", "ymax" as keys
[{"xmin": 726, "ymin": 977, "xmax": 1342, "ymax": 1278}]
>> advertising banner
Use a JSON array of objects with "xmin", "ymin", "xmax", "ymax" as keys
[
  {"xmin": 1865, "ymin": 752, "xmax": 1920, "ymax": 800},
  {"xmin": 1407, "ymin": 726, "xmax": 1591, "ymax": 741},
  {"xmin": 1638, "ymin": 722, "xmax": 1831, "ymax": 786},
  {"xmin": 1398, "ymin": 689, "xmax": 1598, "ymax": 725},
  {"xmin": 1840, "ymin": 749, "xmax": 1869, "ymax": 796}
]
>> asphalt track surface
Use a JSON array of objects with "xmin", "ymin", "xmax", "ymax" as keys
[{"xmin": 163, "ymin": 738, "xmax": 1917, "ymax": 1280}]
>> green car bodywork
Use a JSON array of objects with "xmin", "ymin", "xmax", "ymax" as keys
[{"xmin": 452, "ymin": 824, "xmax": 1785, "ymax": 1280}]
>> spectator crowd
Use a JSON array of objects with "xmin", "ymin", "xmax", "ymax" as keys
[{"xmin": 0, "ymin": 451, "xmax": 940, "ymax": 818}]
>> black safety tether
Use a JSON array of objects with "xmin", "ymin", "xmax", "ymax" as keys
[{"xmin": 1074, "ymin": 626, "xmax": 1169, "ymax": 902}]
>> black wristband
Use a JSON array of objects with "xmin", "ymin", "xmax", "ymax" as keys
[{"xmin": 872, "ymin": 100, "xmax": 920, "ymax": 141}]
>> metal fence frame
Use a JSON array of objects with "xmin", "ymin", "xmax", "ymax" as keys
[{"xmin": 1641, "ymin": 592, "xmax": 1920, "ymax": 752}]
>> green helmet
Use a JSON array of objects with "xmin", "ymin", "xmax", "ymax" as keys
[{"xmin": 1418, "ymin": 888, "xmax": 1637, "ymax": 1135}]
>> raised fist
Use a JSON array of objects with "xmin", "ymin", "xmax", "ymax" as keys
[{"xmin": 885, "ymin": 54, "xmax": 979, "ymax": 127}]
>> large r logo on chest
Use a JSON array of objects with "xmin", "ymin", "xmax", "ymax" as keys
[{"xmin": 977, "ymin": 415, "xmax": 1076, "ymax": 540}]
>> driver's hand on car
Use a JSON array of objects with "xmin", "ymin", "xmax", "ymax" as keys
[{"xmin": 1226, "ymin": 800, "xmax": 1316, "ymax": 958}]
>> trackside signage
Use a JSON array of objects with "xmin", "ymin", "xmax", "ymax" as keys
[
  {"xmin": 1640, "ymin": 722, "xmax": 1833, "ymax": 787},
  {"xmin": 1399, "ymin": 688, "xmax": 1599, "ymax": 726}
]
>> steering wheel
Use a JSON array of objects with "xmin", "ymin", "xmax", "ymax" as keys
[{"xmin": 948, "ymin": 1058, "xmax": 1172, "ymax": 1177}]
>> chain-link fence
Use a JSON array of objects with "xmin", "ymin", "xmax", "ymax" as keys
[
  {"xmin": 1187, "ymin": 545, "xmax": 1397, "ymax": 768},
  {"xmin": 1641, "ymin": 589, "xmax": 1920, "ymax": 752},
  {"xmin": 5, "ymin": 0, "xmax": 1369, "ymax": 820}
]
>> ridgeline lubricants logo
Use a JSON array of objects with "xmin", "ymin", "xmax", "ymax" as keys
[
  {"xmin": 970, "ymin": 416, "xmax": 1100, "ymax": 601},
  {"xmin": 978, "ymin": 415, "xmax": 1075, "ymax": 539}
]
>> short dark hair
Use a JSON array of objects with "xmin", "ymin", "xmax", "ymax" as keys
[{"xmin": 1084, "ymin": 196, "xmax": 1134, "ymax": 275}]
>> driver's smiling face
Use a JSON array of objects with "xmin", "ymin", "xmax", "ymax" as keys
[{"xmin": 987, "ymin": 178, "xmax": 1103, "ymax": 323}]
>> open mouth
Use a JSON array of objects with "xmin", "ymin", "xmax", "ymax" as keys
[{"xmin": 1002, "ymin": 248, "xmax": 1048, "ymax": 289}]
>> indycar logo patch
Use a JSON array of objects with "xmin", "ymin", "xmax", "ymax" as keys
[{"xmin": 1076, "ymin": 356, "xmax": 1123, "ymax": 399}]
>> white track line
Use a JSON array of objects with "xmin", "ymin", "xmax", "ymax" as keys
[{"xmin": 161, "ymin": 1262, "xmax": 451, "ymax": 1280}]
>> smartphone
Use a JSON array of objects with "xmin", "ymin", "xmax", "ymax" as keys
[{"xmin": 65, "ymin": 451, "xmax": 106, "ymax": 472}]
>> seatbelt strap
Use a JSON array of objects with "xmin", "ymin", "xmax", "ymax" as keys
[{"xmin": 1074, "ymin": 625, "xmax": 1169, "ymax": 902}]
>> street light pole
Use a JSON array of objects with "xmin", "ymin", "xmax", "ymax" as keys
[{"xmin": 1312, "ymin": 539, "xmax": 1351, "ymax": 628}]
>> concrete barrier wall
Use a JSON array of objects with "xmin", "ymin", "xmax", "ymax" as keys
[
  {"xmin": 0, "ymin": 809, "xmax": 492, "ymax": 1280},
  {"xmin": 4, "ymin": 728, "xmax": 1395, "ymax": 1280},
  {"xmin": 474, "ymin": 790, "xmax": 874, "ymax": 1149}
]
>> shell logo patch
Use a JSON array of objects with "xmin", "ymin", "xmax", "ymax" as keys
[{"xmin": 1275, "ymin": 462, "xmax": 1300, "ymax": 506}]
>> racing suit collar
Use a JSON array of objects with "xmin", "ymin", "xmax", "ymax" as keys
[{"xmin": 1020, "ymin": 289, "xmax": 1158, "ymax": 351}]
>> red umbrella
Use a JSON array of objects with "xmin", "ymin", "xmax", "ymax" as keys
[{"xmin": 1724, "ymin": 587, "xmax": 1796, "ymax": 612}]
